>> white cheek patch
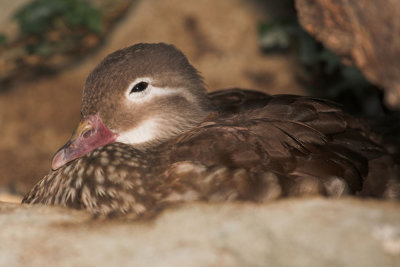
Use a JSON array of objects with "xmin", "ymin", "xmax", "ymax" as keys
[
  {"xmin": 125, "ymin": 77, "xmax": 180, "ymax": 104},
  {"xmin": 116, "ymin": 118, "xmax": 161, "ymax": 145}
]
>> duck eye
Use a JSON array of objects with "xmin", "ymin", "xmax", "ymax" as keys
[{"xmin": 130, "ymin": 81, "xmax": 148, "ymax": 94}]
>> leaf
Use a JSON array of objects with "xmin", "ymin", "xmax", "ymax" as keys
[{"xmin": 0, "ymin": 34, "xmax": 7, "ymax": 45}]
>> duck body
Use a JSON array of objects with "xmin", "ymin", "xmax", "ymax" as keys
[{"xmin": 22, "ymin": 44, "xmax": 400, "ymax": 216}]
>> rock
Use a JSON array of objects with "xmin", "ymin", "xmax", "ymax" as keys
[
  {"xmin": 1, "ymin": 198, "xmax": 399, "ymax": 266},
  {"xmin": 296, "ymin": 0, "xmax": 400, "ymax": 108},
  {"xmin": 0, "ymin": 192, "xmax": 22, "ymax": 203}
]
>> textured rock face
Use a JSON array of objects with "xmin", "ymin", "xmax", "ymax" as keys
[
  {"xmin": 1, "ymin": 198, "xmax": 399, "ymax": 266},
  {"xmin": 296, "ymin": 0, "xmax": 400, "ymax": 108}
]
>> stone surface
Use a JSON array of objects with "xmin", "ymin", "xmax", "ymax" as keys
[
  {"xmin": 1, "ymin": 198, "xmax": 399, "ymax": 266},
  {"xmin": 296, "ymin": 0, "xmax": 400, "ymax": 108}
]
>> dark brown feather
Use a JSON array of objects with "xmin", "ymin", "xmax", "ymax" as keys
[{"xmin": 23, "ymin": 90, "xmax": 400, "ymax": 217}]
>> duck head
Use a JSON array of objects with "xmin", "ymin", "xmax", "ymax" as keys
[{"xmin": 52, "ymin": 43, "xmax": 211, "ymax": 170}]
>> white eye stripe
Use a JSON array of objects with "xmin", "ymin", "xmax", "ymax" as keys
[{"xmin": 125, "ymin": 77, "xmax": 180, "ymax": 104}]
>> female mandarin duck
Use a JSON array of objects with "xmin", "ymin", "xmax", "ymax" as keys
[{"xmin": 23, "ymin": 43, "xmax": 400, "ymax": 216}]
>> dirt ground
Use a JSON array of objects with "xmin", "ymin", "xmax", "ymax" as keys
[{"xmin": 0, "ymin": 0, "xmax": 305, "ymax": 197}]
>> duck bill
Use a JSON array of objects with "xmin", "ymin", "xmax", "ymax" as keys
[{"xmin": 51, "ymin": 115, "xmax": 118, "ymax": 170}]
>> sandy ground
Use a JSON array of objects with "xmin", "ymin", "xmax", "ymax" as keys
[{"xmin": 0, "ymin": 0, "xmax": 305, "ymax": 198}]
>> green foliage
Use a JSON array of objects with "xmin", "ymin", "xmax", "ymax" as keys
[
  {"xmin": 14, "ymin": 0, "xmax": 102, "ymax": 35},
  {"xmin": 12, "ymin": 0, "xmax": 102, "ymax": 57},
  {"xmin": 0, "ymin": 34, "xmax": 7, "ymax": 46},
  {"xmin": 258, "ymin": 20, "xmax": 294, "ymax": 52}
]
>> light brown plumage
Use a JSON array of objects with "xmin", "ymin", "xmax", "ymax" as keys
[{"xmin": 23, "ymin": 43, "xmax": 400, "ymax": 217}]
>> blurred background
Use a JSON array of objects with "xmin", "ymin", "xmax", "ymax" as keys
[{"xmin": 0, "ymin": 0, "xmax": 398, "ymax": 202}]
